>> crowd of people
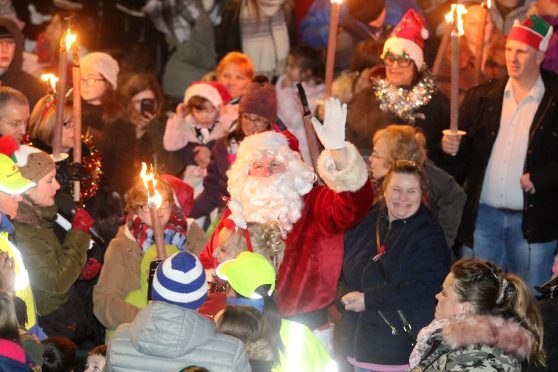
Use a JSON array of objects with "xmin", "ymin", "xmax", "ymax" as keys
[{"xmin": 0, "ymin": 0, "xmax": 557, "ymax": 371}]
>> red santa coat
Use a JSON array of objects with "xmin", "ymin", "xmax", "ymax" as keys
[{"xmin": 199, "ymin": 143, "xmax": 373, "ymax": 316}]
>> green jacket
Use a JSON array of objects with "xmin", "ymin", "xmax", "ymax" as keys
[{"xmin": 13, "ymin": 201, "xmax": 89, "ymax": 316}]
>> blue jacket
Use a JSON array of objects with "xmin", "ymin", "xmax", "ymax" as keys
[{"xmin": 340, "ymin": 204, "xmax": 450, "ymax": 364}]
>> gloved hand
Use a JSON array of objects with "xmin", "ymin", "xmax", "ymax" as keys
[
  {"xmin": 66, "ymin": 162, "xmax": 89, "ymax": 181},
  {"xmin": 310, "ymin": 97, "xmax": 347, "ymax": 150},
  {"xmin": 72, "ymin": 208, "xmax": 94, "ymax": 233}
]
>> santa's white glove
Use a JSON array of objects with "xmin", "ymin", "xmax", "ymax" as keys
[{"xmin": 311, "ymin": 97, "xmax": 346, "ymax": 150}]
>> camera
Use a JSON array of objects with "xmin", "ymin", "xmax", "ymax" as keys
[{"xmin": 140, "ymin": 98, "xmax": 156, "ymax": 115}]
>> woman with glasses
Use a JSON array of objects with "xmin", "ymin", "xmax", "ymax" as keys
[
  {"xmin": 346, "ymin": 10, "xmax": 453, "ymax": 179},
  {"xmin": 79, "ymin": 52, "xmax": 122, "ymax": 158},
  {"xmin": 340, "ymin": 160, "xmax": 451, "ymax": 371},
  {"xmin": 93, "ymin": 175, "xmax": 207, "ymax": 335},
  {"xmin": 27, "ymin": 94, "xmax": 102, "ymax": 203}
]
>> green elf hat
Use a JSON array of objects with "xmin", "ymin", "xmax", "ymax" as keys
[{"xmin": 508, "ymin": 15, "xmax": 553, "ymax": 52}]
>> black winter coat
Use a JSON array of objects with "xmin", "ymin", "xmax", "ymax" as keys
[
  {"xmin": 340, "ymin": 204, "xmax": 451, "ymax": 365},
  {"xmin": 454, "ymin": 71, "xmax": 558, "ymax": 247}
]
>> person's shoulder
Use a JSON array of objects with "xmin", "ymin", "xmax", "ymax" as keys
[{"xmin": 464, "ymin": 77, "xmax": 506, "ymax": 99}]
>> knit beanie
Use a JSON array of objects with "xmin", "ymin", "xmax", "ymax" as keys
[
  {"xmin": 238, "ymin": 78, "xmax": 277, "ymax": 123},
  {"xmin": 80, "ymin": 52, "xmax": 120, "ymax": 90},
  {"xmin": 508, "ymin": 15, "xmax": 553, "ymax": 52},
  {"xmin": 184, "ymin": 81, "xmax": 232, "ymax": 108},
  {"xmin": 13, "ymin": 145, "xmax": 55, "ymax": 183},
  {"xmin": 382, "ymin": 9, "xmax": 429, "ymax": 69},
  {"xmin": 151, "ymin": 251, "xmax": 208, "ymax": 310}
]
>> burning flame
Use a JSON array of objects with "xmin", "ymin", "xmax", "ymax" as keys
[
  {"xmin": 331, "ymin": 0, "xmax": 343, "ymax": 3},
  {"xmin": 41, "ymin": 73, "xmax": 59, "ymax": 93},
  {"xmin": 65, "ymin": 29, "xmax": 77, "ymax": 52},
  {"xmin": 487, "ymin": 0, "xmax": 491, "ymax": 8},
  {"xmin": 140, "ymin": 162, "xmax": 162, "ymax": 209},
  {"xmin": 445, "ymin": 4, "xmax": 468, "ymax": 36}
]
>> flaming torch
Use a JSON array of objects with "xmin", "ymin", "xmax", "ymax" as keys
[
  {"xmin": 40, "ymin": 74, "xmax": 58, "ymax": 95},
  {"xmin": 52, "ymin": 28, "xmax": 76, "ymax": 160},
  {"xmin": 140, "ymin": 162, "xmax": 167, "ymax": 260},
  {"xmin": 324, "ymin": 0, "xmax": 343, "ymax": 98},
  {"xmin": 473, "ymin": 0, "xmax": 491, "ymax": 86}
]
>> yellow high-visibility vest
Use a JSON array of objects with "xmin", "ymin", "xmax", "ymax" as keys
[{"xmin": 0, "ymin": 232, "xmax": 37, "ymax": 330}]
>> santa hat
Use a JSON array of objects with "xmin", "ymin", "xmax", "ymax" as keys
[
  {"xmin": 80, "ymin": 52, "xmax": 120, "ymax": 90},
  {"xmin": 159, "ymin": 174, "xmax": 194, "ymax": 217},
  {"xmin": 239, "ymin": 77, "xmax": 277, "ymax": 123},
  {"xmin": 151, "ymin": 251, "xmax": 208, "ymax": 310},
  {"xmin": 508, "ymin": 15, "xmax": 553, "ymax": 52},
  {"xmin": 183, "ymin": 81, "xmax": 232, "ymax": 109},
  {"xmin": 382, "ymin": 10, "xmax": 429, "ymax": 69}
]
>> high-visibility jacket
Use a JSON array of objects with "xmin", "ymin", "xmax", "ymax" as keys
[
  {"xmin": 0, "ymin": 232, "xmax": 37, "ymax": 331},
  {"xmin": 277, "ymin": 319, "xmax": 337, "ymax": 372}
]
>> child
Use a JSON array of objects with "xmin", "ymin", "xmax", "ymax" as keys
[
  {"xmin": 93, "ymin": 175, "xmax": 207, "ymax": 335},
  {"xmin": 41, "ymin": 336, "xmax": 76, "ymax": 372},
  {"xmin": 275, "ymin": 46, "xmax": 324, "ymax": 164},
  {"xmin": 163, "ymin": 81, "xmax": 235, "ymax": 195},
  {"xmin": 84, "ymin": 345, "xmax": 106, "ymax": 372}
]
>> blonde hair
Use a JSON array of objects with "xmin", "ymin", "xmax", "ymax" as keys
[
  {"xmin": 217, "ymin": 222, "xmax": 285, "ymax": 271},
  {"xmin": 125, "ymin": 177, "xmax": 174, "ymax": 213},
  {"xmin": 217, "ymin": 52, "xmax": 255, "ymax": 82},
  {"xmin": 28, "ymin": 95, "xmax": 73, "ymax": 146},
  {"xmin": 373, "ymin": 125, "xmax": 428, "ymax": 167}
]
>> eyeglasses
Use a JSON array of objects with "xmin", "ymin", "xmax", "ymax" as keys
[
  {"xmin": 249, "ymin": 160, "xmax": 286, "ymax": 174},
  {"xmin": 80, "ymin": 77, "xmax": 106, "ymax": 87},
  {"xmin": 383, "ymin": 53, "xmax": 413, "ymax": 68},
  {"xmin": 138, "ymin": 200, "xmax": 171, "ymax": 213},
  {"xmin": 0, "ymin": 120, "xmax": 26, "ymax": 130},
  {"xmin": 241, "ymin": 114, "xmax": 269, "ymax": 127}
]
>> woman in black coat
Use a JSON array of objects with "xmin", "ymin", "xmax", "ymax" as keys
[{"xmin": 339, "ymin": 160, "xmax": 451, "ymax": 371}]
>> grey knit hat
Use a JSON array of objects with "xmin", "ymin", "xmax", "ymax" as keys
[{"xmin": 13, "ymin": 145, "xmax": 55, "ymax": 183}]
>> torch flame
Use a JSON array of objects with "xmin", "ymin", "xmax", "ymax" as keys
[
  {"xmin": 487, "ymin": 0, "xmax": 491, "ymax": 8},
  {"xmin": 65, "ymin": 29, "xmax": 77, "ymax": 52},
  {"xmin": 140, "ymin": 162, "xmax": 161, "ymax": 209},
  {"xmin": 445, "ymin": 4, "xmax": 468, "ymax": 36},
  {"xmin": 331, "ymin": 0, "xmax": 343, "ymax": 3},
  {"xmin": 41, "ymin": 73, "xmax": 59, "ymax": 93}
]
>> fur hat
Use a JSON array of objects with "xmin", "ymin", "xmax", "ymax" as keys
[
  {"xmin": 184, "ymin": 81, "xmax": 232, "ymax": 108},
  {"xmin": 151, "ymin": 251, "xmax": 208, "ymax": 310},
  {"xmin": 13, "ymin": 145, "xmax": 55, "ymax": 183},
  {"xmin": 238, "ymin": 78, "xmax": 277, "ymax": 123},
  {"xmin": 382, "ymin": 10, "xmax": 429, "ymax": 69},
  {"xmin": 508, "ymin": 15, "xmax": 553, "ymax": 52},
  {"xmin": 80, "ymin": 52, "xmax": 120, "ymax": 90}
]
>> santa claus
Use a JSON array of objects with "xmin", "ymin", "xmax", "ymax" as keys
[{"xmin": 199, "ymin": 98, "xmax": 374, "ymax": 327}]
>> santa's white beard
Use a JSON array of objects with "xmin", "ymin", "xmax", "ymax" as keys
[{"xmin": 234, "ymin": 173, "xmax": 312, "ymax": 238}]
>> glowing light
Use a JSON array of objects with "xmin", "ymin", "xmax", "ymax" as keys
[
  {"xmin": 331, "ymin": 0, "xmax": 343, "ymax": 3},
  {"xmin": 445, "ymin": 4, "xmax": 468, "ymax": 36},
  {"xmin": 41, "ymin": 73, "xmax": 59, "ymax": 93},
  {"xmin": 140, "ymin": 162, "xmax": 161, "ymax": 209},
  {"xmin": 65, "ymin": 29, "xmax": 77, "ymax": 52}
]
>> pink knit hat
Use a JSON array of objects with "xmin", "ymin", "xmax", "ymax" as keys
[{"xmin": 238, "ymin": 78, "xmax": 277, "ymax": 123}]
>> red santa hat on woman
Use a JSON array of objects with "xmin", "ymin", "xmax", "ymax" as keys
[{"xmin": 382, "ymin": 9, "xmax": 429, "ymax": 69}]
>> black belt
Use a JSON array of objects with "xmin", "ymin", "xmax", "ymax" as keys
[{"xmin": 497, "ymin": 208, "xmax": 522, "ymax": 214}]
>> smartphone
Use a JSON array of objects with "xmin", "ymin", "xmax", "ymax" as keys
[{"xmin": 140, "ymin": 98, "xmax": 156, "ymax": 115}]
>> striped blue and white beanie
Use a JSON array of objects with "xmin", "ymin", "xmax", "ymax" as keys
[{"xmin": 151, "ymin": 251, "xmax": 208, "ymax": 310}]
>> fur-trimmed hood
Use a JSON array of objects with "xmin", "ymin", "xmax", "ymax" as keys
[{"xmin": 443, "ymin": 315, "xmax": 533, "ymax": 359}]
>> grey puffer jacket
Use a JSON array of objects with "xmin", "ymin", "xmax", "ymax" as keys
[
  {"xmin": 107, "ymin": 301, "xmax": 251, "ymax": 372},
  {"xmin": 411, "ymin": 315, "xmax": 533, "ymax": 371}
]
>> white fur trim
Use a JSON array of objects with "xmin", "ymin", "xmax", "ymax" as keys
[
  {"xmin": 383, "ymin": 37, "xmax": 424, "ymax": 69},
  {"xmin": 13, "ymin": 145, "xmax": 41, "ymax": 168},
  {"xmin": 317, "ymin": 142, "xmax": 369, "ymax": 193},
  {"xmin": 184, "ymin": 83, "xmax": 223, "ymax": 108},
  {"xmin": 238, "ymin": 131, "xmax": 289, "ymax": 156}
]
